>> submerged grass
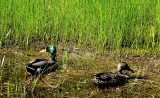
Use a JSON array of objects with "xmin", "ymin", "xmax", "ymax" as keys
[{"xmin": 0, "ymin": 0, "xmax": 160, "ymax": 51}]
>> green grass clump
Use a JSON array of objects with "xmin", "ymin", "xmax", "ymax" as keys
[{"xmin": 0, "ymin": 0, "xmax": 160, "ymax": 50}]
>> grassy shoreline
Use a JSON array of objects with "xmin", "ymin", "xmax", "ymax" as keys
[{"xmin": 0, "ymin": 44, "xmax": 160, "ymax": 97}]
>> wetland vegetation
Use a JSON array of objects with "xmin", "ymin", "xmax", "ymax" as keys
[{"xmin": 0, "ymin": 0, "xmax": 160, "ymax": 97}]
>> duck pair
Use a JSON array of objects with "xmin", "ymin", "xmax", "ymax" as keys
[{"xmin": 26, "ymin": 45, "xmax": 135, "ymax": 88}]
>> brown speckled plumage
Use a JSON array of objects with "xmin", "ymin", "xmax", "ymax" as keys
[{"xmin": 92, "ymin": 62, "xmax": 134, "ymax": 88}]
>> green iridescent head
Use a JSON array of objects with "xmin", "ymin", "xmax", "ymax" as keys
[
  {"xmin": 46, "ymin": 45, "xmax": 56, "ymax": 55},
  {"xmin": 40, "ymin": 45, "xmax": 56, "ymax": 60}
]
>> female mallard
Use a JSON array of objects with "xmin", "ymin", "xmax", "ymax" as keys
[
  {"xmin": 92, "ymin": 62, "xmax": 134, "ymax": 88},
  {"xmin": 26, "ymin": 45, "xmax": 58, "ymax": 75}
]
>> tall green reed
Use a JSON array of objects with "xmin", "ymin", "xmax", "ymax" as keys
[
  {"xmin": 0, "ymin": 0, "xmax": 159, "ymax": 51},
  {"xmin": 7, "ymin": 81, "xmax": 10, "ymax": 97}
]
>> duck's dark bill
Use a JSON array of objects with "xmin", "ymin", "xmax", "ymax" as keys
[{"xmin": 39, "ymin": 49, "xmax": 46, "ymax": 52}]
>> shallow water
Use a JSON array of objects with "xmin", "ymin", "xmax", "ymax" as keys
[{"xmin": 0, "ymin": 47, "xmax": 160, "ymax": 97}]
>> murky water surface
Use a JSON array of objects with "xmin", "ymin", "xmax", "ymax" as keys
[{"xmin": 0, "ymin": 46, "xmax": 160, "ymax": 97}]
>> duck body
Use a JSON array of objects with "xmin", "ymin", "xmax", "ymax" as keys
[
  {"xmin": 26, "ymin": 45, "xmax": 58, "ymax": 75},
  {"xmin": 92, "ymin": 72, "xmax": 127, "ymax": 88},
  {"xmin": 26, "ymin": 58, "xmax": 58, "ymax": 75},
  {"xmin": 92, "ymin": 62, "xmax": 134, "ymax": 88}
]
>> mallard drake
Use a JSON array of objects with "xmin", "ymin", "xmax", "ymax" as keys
[
  {"xmin": 26, "ymin": 45, "xmax": 58, "ymax": 75},
  {"xmin": 92, "ymin": 62, "xmax": 134, "ymax": 88}
]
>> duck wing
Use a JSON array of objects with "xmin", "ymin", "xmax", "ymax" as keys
[
  {"xmin": 92, "ymin": 72, "xmax": 126, "ymax": 87},
  {"xmin": 28, "ymin": 59, "xmax": 57, "ymax": 68},
  {"xmin": 27, "ymin": 59, "xmax": 48, "ymax": 68},
  {"xmin": 26, "ymin": 60, "xmax": 48, "ymax": 75},
  {"xmin": 29, "ymin": 58, "xmax": 47, "ymax": 64},
  {"xmin": 31, "ymin": 60, "xmax": 48, "ymax": 67},
  {"xmin": 26, "ymin": 59, "xmax": 57, "ymax": 75},
  {"xmin": 94, "ymin": 72, "xmax": 114, "ymax": 81}
]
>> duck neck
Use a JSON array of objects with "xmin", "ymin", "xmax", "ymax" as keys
[
  {"xmin": 118, "ymin": 70, "xmax": 123, "ymax": 74},
  {"xmin": 51, "ymin": 54, "xmax": 56, "ymax": 61}
]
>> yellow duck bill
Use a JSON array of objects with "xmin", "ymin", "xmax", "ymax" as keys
[{"xmin": 39, "ymin": 49, "xmax": 46, "ymax": 52}]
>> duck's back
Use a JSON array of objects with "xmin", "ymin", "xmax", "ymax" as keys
[
  {"xmin": 92, "ymin": 72, "xmax": 126, "ymax": 88},
  {"xmin": 26, "ymin": 58, "xmax": 57, "ymax": 75}
]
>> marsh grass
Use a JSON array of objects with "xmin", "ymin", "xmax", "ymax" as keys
[
  {"xmin": 0, "ymin": 45, "xmax": 160, "ymax": 97},
  {"xmin": 0, "ymin": 0, "xmax": 160, "ymax": 51},
  {"xmin": 7, "ymin": 81, "xmax": 9, "ymax": 97},
  {"xmin": 62, "ymin": 50, "xmax": 67, "ymax": 70}
]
